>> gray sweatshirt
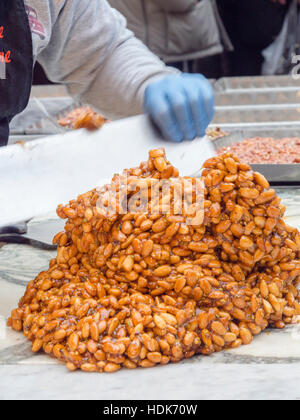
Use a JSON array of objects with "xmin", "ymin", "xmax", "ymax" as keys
[{"xmin": 24, "ymin": 0, "xmax": 177, "ymax": 119}]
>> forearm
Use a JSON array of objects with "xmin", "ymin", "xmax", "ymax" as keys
[
  {"xmin": 79, "ymin": 37, "xmax": 178, "ymax": 119},
  {"xmin": 36, "ymin": 0, "xmax": 177, "ymax": 119},
  {"xmin": 26, "ymin": 0, "xmax": 214, "ymax": 144}
]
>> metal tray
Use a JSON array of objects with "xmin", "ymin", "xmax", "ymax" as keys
[
  {"xmin": 9, "ymin": 97, "xmax": 74, "ymax": 135},
  {"xmin": 215, "ymin": 88, "xmax": 300, "ymax": 107},
  {"xmin": 209, "ymin": 121, "xmax": 300, "ymax": 134},
  {"xmin": 213, "ymin": 104, "xmax": 300, "ymax": 125},
  {"xmin": 212, "ymin": 131, "xmax": 300, "ymax": 184},
  {"xmin": 215, "ymin": 75, "xmax": 300, "ymax": 92},
  {"xmin": 209, "ymin": 124, "xmax": 300, "ymax": 139},
  {"xmin": 25, "ymin": 101, "xmax": 102, "ymax": 135},
  {"xmin": 251, "ymin": 164, "xmax": 300, "ymax": 183}
]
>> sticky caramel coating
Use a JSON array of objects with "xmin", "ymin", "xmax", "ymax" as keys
[{"xmin": 8, "ymin": 149, "xmax": 300, "ymax": 373}]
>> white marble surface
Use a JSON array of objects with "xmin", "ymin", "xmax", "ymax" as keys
[
  {"xmin": 1, "ymin": 363, "xmax": 300, "ymax": 400},
  {"xmin": 1, "ymin": 189, "xmax": 300, "ymax": 400}
]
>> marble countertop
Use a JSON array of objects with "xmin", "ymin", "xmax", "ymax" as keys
[{"xmin": 1, "ymin": 188, "xmax": 300, "ymax": 400}]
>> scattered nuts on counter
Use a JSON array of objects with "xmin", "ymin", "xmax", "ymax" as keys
[
  {"xmin": 206, "ymin": 127, "xmax": 228, "ymax": 140},
  {"xmin": 8, "ymin": 149, "xmax": 300, "ymax": 373}
]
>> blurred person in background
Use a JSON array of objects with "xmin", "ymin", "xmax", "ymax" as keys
[
  {"xmin": 217, "ymin": 0, "xmax": 293, "ymax": 76},
  {"xmin": 108, "ymin": 0, "xmax": 232, "ymax": 73}
]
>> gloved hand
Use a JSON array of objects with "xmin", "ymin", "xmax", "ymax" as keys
[{"xmin": 144, "ymin": 73, "xmax": 214, "ymax": 143}]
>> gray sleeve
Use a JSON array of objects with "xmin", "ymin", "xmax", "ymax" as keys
[{"xmin": 37, "ymin": 0, "xmax": 178, "ymax": 119}]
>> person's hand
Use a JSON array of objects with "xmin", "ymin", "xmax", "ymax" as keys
[{"xmin": 144, "ymin": 73, "xmax": 214, "ymax": 142}]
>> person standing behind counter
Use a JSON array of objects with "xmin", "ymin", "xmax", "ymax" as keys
[
  {"xmin": 108, "ymin": 0, "xmax": 231, "ymax": 72},
  {"xmin": 0, "ymin": 0, "xmax": 214, "ymax": 146},
  {"xmin": 217, "ymin": 0, "xmax": 292, "ymax": 76}
]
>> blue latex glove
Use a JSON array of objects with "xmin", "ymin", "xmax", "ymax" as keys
[{"xmin": 144, "ymin": 73, "xmax": 214, "ymax": 142}]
